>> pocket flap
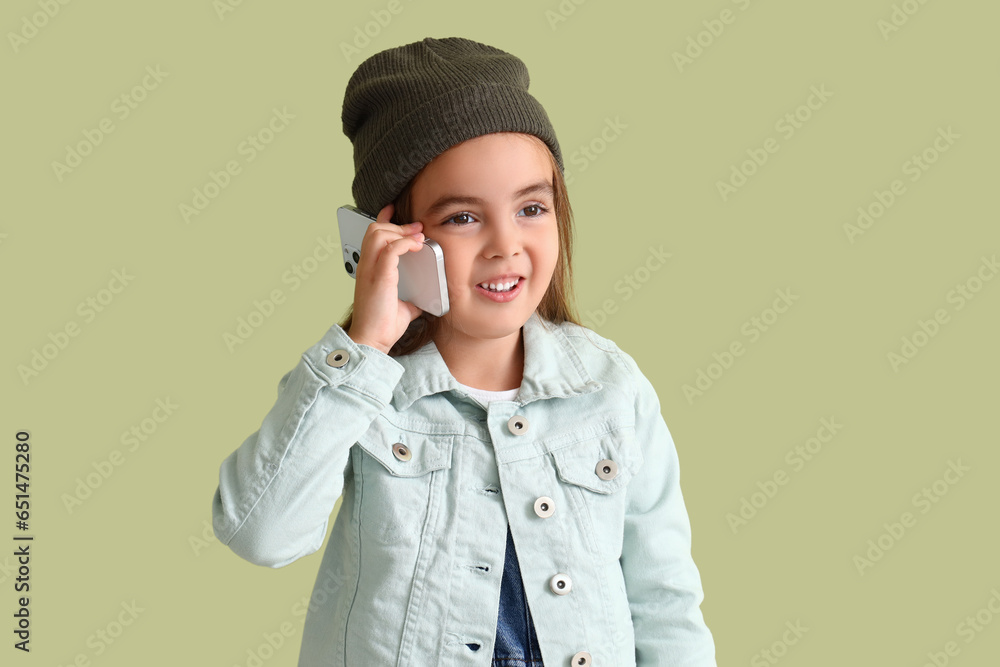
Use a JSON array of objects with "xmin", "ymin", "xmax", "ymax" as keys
[
  {"xmin": 356, "ymin": 418, "xmax": 455, "ymax": 477},
  {"xmin": 551, "ymin": 431, "xmax": 641, "ymax": 494}
]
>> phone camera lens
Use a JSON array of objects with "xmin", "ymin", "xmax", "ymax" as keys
[
  {"xmin": 352, "ymin": 251, "xmax": 360, "ymax": 263},
  {"xmin": 345, "ymin": 262, "xmax": 354, "ymax": 275}
]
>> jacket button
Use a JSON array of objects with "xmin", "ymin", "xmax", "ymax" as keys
[
  {"xmin": 533, "ymin": 496, "xmax": 555, "ymax": 518},
  {"xmin": 326, "ymin": 349, "xmax": 350, "ymax": 368},
  {"xmin": 571, "ymin": 651, "xmax": 592, "ymax": 666},
  {"xmin": 549, "ymin": 573, "xmax": 572, "ymax": 595},
  {"xmin": 392, "ymin": 443, "xmax": 411, "ymax": 461},
  {"xmin": 507, "ymin": 415, "xmax": 529, "ymax": 435},
  {"xmin": 595, "ymin": 458, "xmax": 618, "ymax": 480}
]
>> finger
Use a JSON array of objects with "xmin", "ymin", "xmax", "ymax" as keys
[
  {"xmin": 371, "ymin": 229, "xmax": 423, "ymax": 247},
  {"xmin": 364, "ymin": 237, "xmax": 412, "ymax": 285},
  {"xmin": 376, "ymin": 202, "xmax": 394, "ymax": 224},
  {"xmin": 375, "ymin": 203, "xmax": 419, "ymax": 232},
  {"xmin": 376, "ymin": 233, "xmax": 423, "ymax": 264},
  {"xmin": 375, "ymin": 222, "xmax": 422, "ymax": 239},
  {"xmin": 404, "ymin": 300, "xmax": 424, "ymax": 321},
  {"xmin": 361, "ymin": 225, "xmax": 411, "ymax": 265}
]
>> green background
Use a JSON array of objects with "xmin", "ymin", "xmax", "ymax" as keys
[{"xmin": 2, "ymin": 0, "xmax": 998, "ymax": 664}]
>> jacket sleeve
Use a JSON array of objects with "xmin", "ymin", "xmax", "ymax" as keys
[
  {"xmin": 211, "ymin": 323, "xmax": 405, "ymax": 568},
  {"xmin": 616, "ymin": 350, "xmax": 717, "ymax": 666}
]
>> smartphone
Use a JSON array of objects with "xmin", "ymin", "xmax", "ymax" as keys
[{"xmin": 337, "ymin": 205, "xmax": 449, "ymax": 317}]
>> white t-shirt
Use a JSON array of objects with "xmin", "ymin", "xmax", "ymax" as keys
[{"xmin": 454, "ymin": 381, "xmax": 519, "ymax": 408}]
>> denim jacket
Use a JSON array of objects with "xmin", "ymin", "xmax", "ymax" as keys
[{"xmin": 212, "ymin": 311, "xmax": 716, "ymax": 666}]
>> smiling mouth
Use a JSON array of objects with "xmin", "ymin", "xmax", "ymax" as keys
[
  {"xmin": 477, "ymin": 278, "xmax": 521, "ymax": 292},
  {"xmin": 475, "ymin": 277, "xmax": 524, "ymax": 301}
]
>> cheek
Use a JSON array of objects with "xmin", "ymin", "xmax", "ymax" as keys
[
  {"xmin": 541, "ymin": 227, "xmax": 560, "ymax": 272},
  {"xmin": 440, "ymin": 245, "xmax": 470, "ymax": 288}
]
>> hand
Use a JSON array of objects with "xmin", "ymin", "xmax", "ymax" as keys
[{"xmin": 346, "ymin": 203, "xmax": 426, "ymax": 354}]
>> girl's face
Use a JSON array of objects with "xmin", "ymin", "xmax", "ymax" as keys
[{"xmin": 410, "ymin": 132, "xmax": 559, "ymax": 345}]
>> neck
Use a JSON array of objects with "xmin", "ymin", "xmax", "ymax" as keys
[{"xmin": 432, "ymin": 325, "xmax": 524, "ymax": 391}]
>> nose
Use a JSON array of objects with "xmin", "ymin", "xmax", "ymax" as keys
[{"xmin": 483, "ymin": 214, "xmax": 523, "ymax": 259}]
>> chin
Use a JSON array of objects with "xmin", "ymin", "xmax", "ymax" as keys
[
  {"xmin": 449, "ymin": 311, "xmax": 527, "ymax": 340},
  {"xmin": 473, "ymin": 320, "xmax": 524, "ymax": 340}
]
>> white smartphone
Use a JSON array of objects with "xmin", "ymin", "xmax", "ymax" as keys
[{"xmin": 337, "ymin": 205, "xmax": 449, "ymax": 317}]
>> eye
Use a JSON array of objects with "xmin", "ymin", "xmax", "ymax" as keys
[
  {"xmin": 442, "ymin": 204, "xmax": 550, "ymax": 226},
  {"xmin": 519, "ymin": 203, "xmax": 550, "ymax": 217},
  {"xmin": 442, "ymin": 212, "xmax": 475, "ymax": 226}
]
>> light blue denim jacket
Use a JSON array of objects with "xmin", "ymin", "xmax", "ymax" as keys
[{"xmin": 212, "ymin": 311, "xmax": 716, "ymax": 666}]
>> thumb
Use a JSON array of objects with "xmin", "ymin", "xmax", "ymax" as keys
[{"xmin": 405, "ymin": 301, "xmax": 424, "ymax": 322}]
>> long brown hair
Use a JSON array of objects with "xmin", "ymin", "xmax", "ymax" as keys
[{"xmin": 337, "ymin": 136, "xmax": 581, "ymax": 357}]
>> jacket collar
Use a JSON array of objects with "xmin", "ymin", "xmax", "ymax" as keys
[{"xmin": 390, "ymin": 311, "xmax": 602, "ymax": 411}]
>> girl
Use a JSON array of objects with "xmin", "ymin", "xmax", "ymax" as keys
[{"xmin": 212, "ymin": 37, "xmax": 716, "ymax": 666}]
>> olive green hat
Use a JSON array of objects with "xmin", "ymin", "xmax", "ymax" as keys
[{"xmin": 342, "ymin": 36, "xmax": 565, "ymax": 218}]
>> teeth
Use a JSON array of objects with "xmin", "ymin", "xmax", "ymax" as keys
[{"xmin": 480, "ymin": 279, "xmax": 517, "ymax": 292}]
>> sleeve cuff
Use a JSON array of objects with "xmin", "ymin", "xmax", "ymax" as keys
[{"xmin": 301, "ymin": 323, "xmax": 406, "ymax": 406}]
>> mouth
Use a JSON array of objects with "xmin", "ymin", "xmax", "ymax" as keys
[{"xmin": 475, "ymin": 277, "xmax": 524, "ymax": 302}]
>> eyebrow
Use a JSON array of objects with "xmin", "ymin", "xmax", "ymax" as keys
[{"xmin": 423, "ymin": 181, "xmax": 554, "ymax": 219}]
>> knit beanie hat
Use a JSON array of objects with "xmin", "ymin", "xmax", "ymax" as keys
[{"xmin": 342, "ymin": 36, "xmax": 564, "ymax": 218}]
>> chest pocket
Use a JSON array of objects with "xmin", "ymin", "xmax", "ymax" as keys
[
  {"xmin": 549, "ymin": 428, "xmax": 642, "ymax": 560},
  {"xmin": 354, "ymin": 420, "xmax": 456, "ymax": 545}
]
